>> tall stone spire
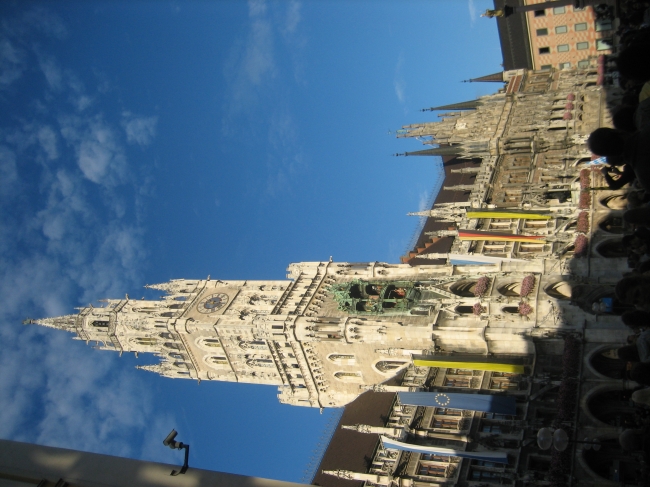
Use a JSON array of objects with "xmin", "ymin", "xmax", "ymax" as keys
[
  {"xmin": 394, "ymin": 146, "xmax": 462, "ymax": 157},
  {"xmin": 421, "ymin": 99, "xmax": 481, "ymax": 111},
  {"xmin": 462, "ymin": 72, "xmax": 506, "ymax": 83}
]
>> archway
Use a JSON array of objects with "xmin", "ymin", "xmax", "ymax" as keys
[
  {"xmin": 588, "ymin": 347, "xmax": 628, "ymax": 379},
  {"xmin": 598, "ymin": 215, "xmax": 625, "ymax": 234},
  {"xmin": 600, "ymin": 194, "xmax": 628, "ymax": 210},
  {"xmin": 449, "ymin": 280, "xmax": 478, "ymax": 298},
  {"xmin": 596, "ymin": 239, "xmax": 626, "ymax": 258},
  {"xmin": 545, "ymin": 281, "xmax": 572, "ymax": 300},
  {"xmin": 583, "ymin": 439, "xmax": 645, "ymax": 484},
  {"xmin": 497, "ymin": 282, "xmax": 521, "ymax": 297}
]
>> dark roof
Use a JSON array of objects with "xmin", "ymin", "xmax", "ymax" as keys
[
  {"xmin": 422, "ymin": 100, "xmax": 480, "ymax": 112},
  {"xmin": 493, "ymin": 0, "xmax": 532, "ymax": 70},
  {"xmin": 402, "ymin": 146, "xmax": 462, "ymax": 157},
  {"xmin": 403, "ymin": 155, "xmax": 482, "ymax": 266},
  {"xmin": 466, "ymin": 72, "xmax": 506, "ymax": 83},
  {"xmin": 312, "ymin": 388, "xmax": 399, "ymax": 487}
]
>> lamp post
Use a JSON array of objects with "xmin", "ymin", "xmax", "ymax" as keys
[
  {"xmin": 163, "ymin": 429, "xmax": 190, "ymax": 476},
  {"xmin": 537, "ymin": 427, "xmax": 601, "ymax": 451}
]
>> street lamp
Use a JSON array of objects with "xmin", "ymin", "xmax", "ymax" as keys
[
  {"xmin": 537, "ymin": 427, "xmax": 601, "ymax": 451},
  {"xmin": 163, "ymin": 429, "xmax": 190, "ymax": 476}
]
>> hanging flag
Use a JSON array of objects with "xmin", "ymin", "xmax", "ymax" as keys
[
  {"xmin": 466, "ymin": 209, "xmax": 551, "ymax": 220},
  {"xmin": 397, "ymin": 392, "xmax": 516, "ymax": 415},
  {"xmin": 412, "ymin": 354, "xmax": 526, "ymax": 374},
  {"xmin": 447, "ymin": 253, "xmax": 528, "ymax": 265},
  {"xmin": 380, "ymin": 436, "xmax": 509, "ymax": 464},
  {"xmin": 458, "ymin": 230, "xmax": 545, "ymax": 243}
]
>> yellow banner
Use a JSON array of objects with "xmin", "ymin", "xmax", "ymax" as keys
[
  {"xmin": 413, "ymin": 359, "xmax": 525, "ymax": 374},
  {"xmin": 466, "ymin": 211, "xmax": 551, "ymax": 220}
]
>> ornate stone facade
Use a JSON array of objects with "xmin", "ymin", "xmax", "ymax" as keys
[{"xmin": 31, "ymin": 66, "xmax": 641, "ymax": 485}]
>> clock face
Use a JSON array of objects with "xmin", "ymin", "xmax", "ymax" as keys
[{"xmin": 198, "ymin": 293, "xmax": 229, "ymax": 314}]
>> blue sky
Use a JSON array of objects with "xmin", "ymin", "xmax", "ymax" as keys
[{"xmin": 0, "ymin": 0, "xmax": 502, "ymax": 482}]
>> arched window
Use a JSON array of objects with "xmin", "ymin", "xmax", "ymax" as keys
[
  {"xmin": 207, "ymin": 356, "xmax": 229, "ymax": 366},
  {"xmin": 133, "ymin": 337, "xmax": 157, "ymax": 346},
  {"xmin": 545, "ymin": 281, "xmax": 572, "ymax": 300},
  {"xmin": 199, "ymin": 338, "xmax": 222, "ymax": 348},
  {"xmin": 327, "ymin": 354, "xmax": 356, "ymax": 365},
  {"xmin": 599, "ymin": 216, "xmax": 625, "ymax": 234},
  {"xmin": 600, "ymin": 194, "xmax": 628, "ymax": 210},
  {"xmin": 334, "ymin": 371, "xmax": 362, "ymax": 382},
  {"xmin": 375, "ymin": 360, "xmax": 408, "ymax": 373},
  {"xmin": 596, "ymin": 239, "xmax": 626, "ymax": 258},
  {"xmin": 159, "ymin": 332, "xmax": 174, "ymax": 340},
  {"xmin": 238, "ymin": 340, "xmax": 267, "ymax": 350},
  {"xmin": 497, "ymin": 282, "xmax": 521, "ymax": 297},
  {"xmin": 449, "ymin": 280, "xmax": 478, "ymax": 297},
  {"xmin": 455, "ymin": 305, "xmax": 475, "ymax": 314},
  {"xmin": 91, "ymin": 320, "xmax": 109, "ymax": 327}
]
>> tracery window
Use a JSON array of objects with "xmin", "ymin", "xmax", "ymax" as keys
[
  {"xmin": 91, "ymin": 320, "xmax": 109, "ymax": 327},
  {"xmin": 418, "ymin": 463, "xmax": 447, "ymax": 477},
  {"xmin": 327, "ymin": 354, "xmax": 356, "ymax": 365},
  {"xmin": 134, "ymin": 337, "xmax": 157, "ymax": 346},
  {"xmin": 334, "ymin": 371, "xmax": 362, "ymax": 382},
  {"xmin": 375, "ymin": 360, "xmax": 408, "ymax": 373}
]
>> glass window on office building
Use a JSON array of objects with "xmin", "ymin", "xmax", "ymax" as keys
[
  {"xmin": 557, "ymin": 44, "xmax": 569, "ymax": 53},
  {"xmin": 536, "ymin": 28, "xmax": 548, "ymax": 36},
  {"xmin": 540, "ymin": 64, "xmax": 552, "ymax": 71},
  {"xmin": 575, "ymin": 22, "xmax": 587, "ymax": 31},
  {"xmin": 559, "ymin": 62, "xmax": 571, "ymax": 69},
  {"xmin": 539, "ymin": 47, "xmax": 550, "ymax": 55},
  {"xmin": 534, "ymin": 9, "xmax": 545, "ymax": 17},
  {"xmin": 555, "ymin": 25, "xmax": 567, "ymax": 34},
  {"xmin": 553, "ymin": 6, "xmax": 565, "ymax": 14},
  {"xmin": 577, "ymin": 60, "xmax": 590, "ymax": 68},
  {"xmin": 577, "ymin": 42, "xmax": 589, "ymax": 50}
]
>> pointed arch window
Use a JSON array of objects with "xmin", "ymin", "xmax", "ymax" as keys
[
  {"xmin": 327, "ymin": 354, "xmax": 356, "ymax": 365},
  {"xmin": 133, "ymin": 337, "xmax": 158, "ymax": 346},
  {"xmin": 375, "ymin": 360, "xmax": 408, "ymax": 373},
  {"xmin": 207, "ymin": 356, "xmax": 229, "ymax": 366},
  {"xmin": 91, "ymin": 320, "xmax": 109, "ymax": 328},
  {"xmin": 334, "ymin": 371, "xmax": 362, "ymax": 382}
]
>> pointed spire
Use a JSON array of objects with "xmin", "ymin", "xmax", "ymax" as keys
[
  {"xmin": 421, "ymin": 99, "xmax": 480, "ymax": 112},
  {"xmin": 136, "ymin": 364, "xmax": 164, "ymax": 374},
  {"xmin": 398, "ymin": 146, "xmax": 462, "ymax": 157},
  {"xmin": 27, "ymin": 315, "xmax": 78, "ymax": 332},
  {"xmin": 145, "ymin": 281, "xmax": 183, "ymax": 293},
  {"xmin": 462, "ymin": 72, "xmax": 506, "ymax": 83}
]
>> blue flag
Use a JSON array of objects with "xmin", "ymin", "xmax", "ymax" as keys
[
  {"xmin": 398, "ymin": 391, "xmax": 516, "ymax": 415},
  {"xmin": 381, "ymin": 436, "xmax": 509, "ymax": 464}
]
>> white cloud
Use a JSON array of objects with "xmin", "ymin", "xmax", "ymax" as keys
[
  {"xmin": 39, "ymin": 55, "xmax": 63, "ymax": 91},
  {"xmin": 0, "ymin": 6, "xmax": 172, "ymax": 462},
  {"xmin": 122, "ymin": 112, "xmax": 158, "ymax": 147},
  {"xmin": 37, "ymin": 125, "xmax": 59, "ymax": 160},
  {"xmin": 0, "ymin": 38, "xmax": 24, "ymax": 88},
  {"xmin": 0, "ymin": 145, "xmax": 18, "ymax": 195},
  {"xmin": 469, "ymin": 0, "xmax": 478, "ymax": 26},
  {"xmin": 59, "ymin": 115, "xmax": 127, "ymax": 185},
  {"xmin": 283, "ymin": 1, "xmax": 301, "ymax": 36},
  {"xmin": 394, "ymin": 52, "xmax": 406, "ymax": 107}
]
